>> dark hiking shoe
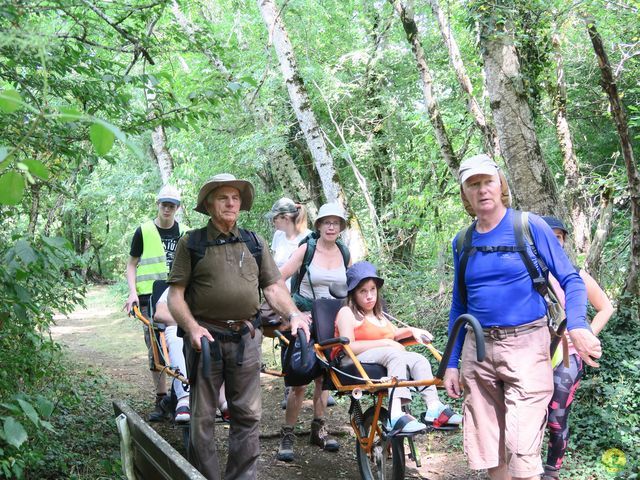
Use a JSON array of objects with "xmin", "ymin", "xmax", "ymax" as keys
[
  {"xmin": 276, "ymin": 426, "xmax": 295, "ymax": 462},
  {"xmin": 310, "ymin": 418, "xmax": 339, "ymax": 452},
  {"xmin": 542, "ymin": 465, "xmax": 560, "ymax": 480},
  {"xmin": 148, "ymin": 394, "xmax": 172, "ymax": 422}
]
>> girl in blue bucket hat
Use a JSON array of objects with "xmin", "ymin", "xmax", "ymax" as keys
[{"xmin": 333, "ymin": 261, "xmax": 462, "ymax": 433}]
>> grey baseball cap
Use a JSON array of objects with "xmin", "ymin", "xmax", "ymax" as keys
[{"xmin": 265, "ymin": 197, "xmax": 298, "ymax": 220}]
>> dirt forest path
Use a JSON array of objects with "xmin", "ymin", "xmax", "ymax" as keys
[{"xmin": 52, "ymin": 285, "xmax": 486, "ymax": 480}]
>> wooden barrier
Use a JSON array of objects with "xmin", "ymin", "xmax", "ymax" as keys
[{"xmin": 113, "ymin": 400, "xmax": 205, "ymax": 480}]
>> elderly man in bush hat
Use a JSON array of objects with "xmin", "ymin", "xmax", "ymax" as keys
[
  {"xmin": 444, "ymin": 154, "xmax": 601, "ymax": 480},
  {"xmin": 168, "ymin": 173, "xmax": 308, "ymax": 480}
]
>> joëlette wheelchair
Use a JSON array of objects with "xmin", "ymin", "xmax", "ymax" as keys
[{"xmin": 295, "ymin": 292, "xmax": 486, "ymax": 480}]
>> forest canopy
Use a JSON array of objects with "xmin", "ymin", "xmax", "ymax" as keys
[{"xmin": 1, "ymin": 0, "xmax": 639, "ymax": 478}]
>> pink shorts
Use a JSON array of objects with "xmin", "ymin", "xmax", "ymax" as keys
[{"xmin": 460, "ymin": 319, "xmax": 553, "ymax": 477}]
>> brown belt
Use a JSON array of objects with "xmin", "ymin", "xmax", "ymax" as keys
[
  {"xmin": 201, "ymin": 318, "xmax": 257, "ymax": 338},
  {"xmin": 482, "ymin": 317, "xmax": 547, "ymax": 341}
]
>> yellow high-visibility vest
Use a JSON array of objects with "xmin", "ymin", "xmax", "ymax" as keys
[{"xmin": 136, "ymin": 220, "xmax": 186, "ymax": 295}]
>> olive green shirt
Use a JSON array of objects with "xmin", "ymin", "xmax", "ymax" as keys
[{"xmin": 167, "ymin": 220, "xmax": 281, "ymax": 321}]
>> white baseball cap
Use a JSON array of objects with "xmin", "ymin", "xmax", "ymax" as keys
[
  {"xmin": 156, "ymin": 185, "xmax": 181, "ymax": 205},
  {"xmin": 458, "ymin": 154, "xmax": 499, "ymax": 184}
]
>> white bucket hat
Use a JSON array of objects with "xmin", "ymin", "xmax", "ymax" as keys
[
  {"xmin": 314, "ymin": 203, "xmax": 347, "ymax": 231},
  {"xmin": 156, "ymin": 184, "xmax": 181, "ymax": 205},
  {"xmin": 195, "ymin": 173, "xmax": 255, "ymax": 214}
]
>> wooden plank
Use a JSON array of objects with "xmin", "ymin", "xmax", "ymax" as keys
[{"xmin": 113, "ymin": 400, "xmax": 205, "ymax": 480}]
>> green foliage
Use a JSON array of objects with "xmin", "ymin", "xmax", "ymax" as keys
[
  {"xmin": 564, "ymin": 310, "xmax": 640, "ymax": 478},
  {"xmin": 0, "ymin": 236, "xmax": 85, "ymax": 478}
]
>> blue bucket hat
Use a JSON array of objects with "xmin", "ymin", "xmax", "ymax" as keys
[
  {"xmin": 346, "ymin": 261, "xmax": 384, "ymax": 293},
  {"xmin": 542, "ymin": 216, "xmax": 569, "ymax": 235}
]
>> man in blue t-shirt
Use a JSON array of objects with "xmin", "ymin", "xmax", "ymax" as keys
[{"xmin": 444, "ymin": 154, "xmax": 602, "ymax": 480}]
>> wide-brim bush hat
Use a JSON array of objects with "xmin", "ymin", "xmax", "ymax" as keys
[
  {"xmin": 458, "ymin": 153, "xmax": 512, "ymax": 216},
  {"xmin": 194, "ymin": 173, "xmax": 255, "ymax": 214},
  {"xmin": 542, "ymin": 216, "xmax": 569, "ymax": 235},
  {"xmin": 156, "ymin": 184, "xmax": 181, "ymax": 205},
  {"xmin": 346, "ymin": 261, "xmax": 384, "ymax": 293},
  {"xmin": 314, "ymin": 203, "xmax": 347, "ymax": 231},
  {"xmin": 264, "ymin": 197, "xmax": 298, "ymax": 220}
]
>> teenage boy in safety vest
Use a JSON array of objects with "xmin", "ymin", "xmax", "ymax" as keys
[{"xmin": 123, "ymin": 184, "xmax": 188, "ymax": 421}]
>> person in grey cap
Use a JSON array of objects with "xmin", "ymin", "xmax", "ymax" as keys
[
  {"xmin": 444, "ymin": 154, "xmax": 601, "ymax": 480},
  {"xmin": 266, "ymin": 197, "xmax": 310, "ymax": 289},
  {"xmin": 167, "ymin": 174, "xmax": 309, "ymax": 480}
]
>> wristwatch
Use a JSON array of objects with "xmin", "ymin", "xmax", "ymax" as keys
[{"xmin": 287, "ymin": 312, "xmax": 300, "ymax": 322}]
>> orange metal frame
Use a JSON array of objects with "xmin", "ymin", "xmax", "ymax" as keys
[
  {"xmin": 132, "ymin": 305, "xmax": 189, "ymax": 384},
  {"xmin": 314, "ymin": 336, "xmax": 443, "ymax": 454}
]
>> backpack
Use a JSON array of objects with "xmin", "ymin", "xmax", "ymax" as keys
[
  {"xmin": 186, "ymin": 226, "xmax": 262, "ymax": 273},
  {"xmin": 454, "ymin": 210, "xmax": 566, "ymax": 338},
  {"xmin": 290, "ymin": 231, "xmax": 350, "ymax": 311}
]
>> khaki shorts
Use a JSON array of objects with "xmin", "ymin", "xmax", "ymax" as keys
[{"xmin": 460, "ymin": 319, "xmax": 553, "ymax": 477}]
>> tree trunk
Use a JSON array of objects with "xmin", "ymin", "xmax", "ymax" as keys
[
  {"xmin": 476, "ymin": 6, "xmax": 561, "ymax": 216},
  {"xmin": 172, "ymin": 0, "xmax": 318, "ymax": 220},
  {"xmin": 585, "ymin": 188, "xmax": 613, "ymax": 282},
  {"xmin": 551, "ymin": 29, "xmax": 591, "ymax": 253},
  {"xmin": 426, "ymin": 0, "xmax": 500, "ymax": 159},
  {"xmin": 257, "ymin": 0, "xmax": 366, "ymax": 259},
  {"xmin": 27, "ymin": 184, "xmax": 40, "ymax": 238},
  {"xmin": 586, "ymin": 18, "xmax": 640, "ymax": 298},
  {"xmin": 390, "ymin": 0, "xmax": 458, "ymax": 176},
  {"xmin": 150, "ymin": 124, "xmax": 174, "ymax": 184}
]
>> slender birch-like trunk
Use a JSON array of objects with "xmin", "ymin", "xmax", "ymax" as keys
[
  {"xmin": 551, "ymin": 29, "xmax": 591, "ymax": 253},
  {"xmin": 586, "ymin": 18, "xmax": 640, "ymax": 298},
  {"xmin": 172, "ymin": 0, "xmax": 318, "ymax": 220},
  {"xmin": 150, "ymin": 125, "xmax": 174, "ymax": 185},
  {"xmin": 585, "ymin": 189, "xmax": 613, "ymax": 282},
  {"xmin": 426, "ymin": 0, "xmax": 499, "ymax": 159},
  {"xmin": 257, "ymin": 0, "xmax": 366, "ymax": 259},
  {"xmin": 390, "ymin": 0, "xmax": 458, "ymax": 175}
]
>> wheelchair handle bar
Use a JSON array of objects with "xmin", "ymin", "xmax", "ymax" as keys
[
  {"xmin": 201, "ymin": 336, "xmax": 211, "ymax": 378},
  {"xmin": 435, "ymin": 314, "xmax": 485, "ymax": 379}
]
